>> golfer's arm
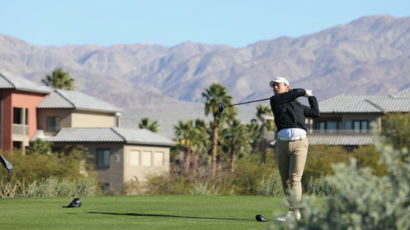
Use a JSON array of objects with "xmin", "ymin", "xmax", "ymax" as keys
[
  {"xmin": 271, "ymin": 89, "xmax": 306, "ymax": 104},
  {"xmin": 304, "ymin": 96, "xmax": 320, "ymax": 118}
]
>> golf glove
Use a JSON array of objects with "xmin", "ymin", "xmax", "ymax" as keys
[{"xmin": 305, "ymin": 89, "xmax": 313, "ymax": 97}]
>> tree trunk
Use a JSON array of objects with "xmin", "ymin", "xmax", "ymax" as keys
[
  {"xmin": 230, "ymin": 137, "xmax": 236, "ymax": 173},
  {"xmin": 192, "ymin": 152, "xmax": 199, "ymax": 170},
  {"xmin": 192, "ymin": 152, "xmax": 199, "ymax": 178},
  {"xmin": 183, "ymin": 145, "xmax": 191, "ymax": 175},
  {"xmin": 212, "ymin": 118, "xmax": 219, "ymax": 178},
  {"xmin": 261, "ymin": 124, "xmax": 267, "ymax": 163}
]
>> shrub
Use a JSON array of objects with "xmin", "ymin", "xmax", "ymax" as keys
[
  {"xmin": 0, "ymin": 179, "xmax": 26, "ymax": 198},
  {"xmin": 122, "ymin": 177, "xmax": 144, "ymax": 195},
  {"xmin": 257, "ymin": 172, "xmax": 284, "ymax": 196},
  {"xmin": 303, "ymin": 145, "xmax": 350, "ymax": 181},
  {"xmin": 0, "ymin": 145, "xmax": 93, "ymax": 185},
  {"xmin": 190, "ymin": 181, "xmax": 218, "ymax": 195},
  {"xmin": 305, "ymin": 176, "xmax": 337, "ymax": 197},
  {"xmin": 351, "ymin": 145, "xmax": 387, "ymax": 176},
  {"xmin": 381, "ymin": 112, "xmax": 410, "ymax": 150},
  {"xmin": 144, "ymin": 174, "xmax": 193, "ymax": 195},
  {"xmin": 26, "ymin": 176, "xmax": 99, "ymax": 198},
  {"xmin": 27, "ymin": 139, "xmax": 51, "ymax": 155},
  {"xmin": 0, "ymin": 176, "xmax": 99, "ymax": 198},
  {"xmin": 142, "ymin": 154, "xmax": 276, "ymax": 195},
  {"xmin": 279, "ymin": 137, "xmax": 410, "ymax": 230}
]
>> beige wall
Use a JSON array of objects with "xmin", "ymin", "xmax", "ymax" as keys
[
  {"xmin": 123, "ymin": 145, "xmax": 170, "ymax": 183},
  {"xmin": 51, "ymin": 142, "xmax": 124, "ymax": 192},
  {"xmin": 37, "ymin": 109, "xmax": 119, "ymax": 135},
  {"xmin": 84, "ymin": 143, "xmax": 124, "ymax": 193},
  {"xmin": 71, "ymin": 111, "xmax": 117, "ymax": 127},
  {"xmin": 37, "ymin": 109, "xmax": 72, "ymax": 135},
  {"xmin": 50, "ymin": 142, "xmax": 170, "ymax": 194}
]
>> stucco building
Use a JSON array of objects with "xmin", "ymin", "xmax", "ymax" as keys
[{"xmin": 0, "ymin": 71, "xmax": 174, "ymax": 193}]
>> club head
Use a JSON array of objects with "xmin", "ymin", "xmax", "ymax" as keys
[
  {"xmin": 63, "ymin": 198, "xmax": 82, "ymax": 208},
  {"xmin": 218, "ymin": 103, "xmax": 225, "ymax": 113},
  {"xmin": 255, "ymin": 214, "xmax": 267, "ymax": 222},
  {"xmin": 0, "ymin": 154, "xmax": 13, "ymax": 172}
]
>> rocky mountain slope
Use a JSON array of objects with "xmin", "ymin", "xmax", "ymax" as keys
[{"xmin": 1, "ymin": 15, "xmax": 409, "ymax": 137}]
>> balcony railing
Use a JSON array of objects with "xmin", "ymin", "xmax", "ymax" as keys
[
  {"xmin": 13, "ymin": 124, "xmax": 29, "ymax": 136},
  {"xmin": 309, "ymin": 129, "xmax": 372, "ymax": 135}
]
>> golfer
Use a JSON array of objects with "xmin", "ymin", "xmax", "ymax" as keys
[{"xmin": 269, "ymin": 77, "xmax": 319, "ymax": 221}]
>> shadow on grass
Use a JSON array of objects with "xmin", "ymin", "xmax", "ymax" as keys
[{"xmin": 88, "ymin": 211, "xmax": 254, "ymax": 222}]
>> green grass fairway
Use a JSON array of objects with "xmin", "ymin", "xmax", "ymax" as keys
[{"xmin": 0, "ymin": 195, "xmax": 289, "ymax": 230}]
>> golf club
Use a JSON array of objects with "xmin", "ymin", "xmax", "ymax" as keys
[
  {"xmin": 218, "ymin": 97, "xmax": 270, "ymax": 113},
  {"xmin": 0, "ymin": 154, "xmax": 13, "ymax": 172}
]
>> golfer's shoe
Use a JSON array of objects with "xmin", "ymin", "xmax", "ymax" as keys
[
  {"xmin": 275, "ymin": 211, "xmax": 301, "ymax": 222},
  {"xmin": 255, "ymin": 214, "xmax": 267, "ymax": 222}
]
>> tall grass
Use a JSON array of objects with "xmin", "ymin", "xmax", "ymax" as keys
[{"xmin": 0, "ymin": 176, "xmax": 99, "ymax": 198}]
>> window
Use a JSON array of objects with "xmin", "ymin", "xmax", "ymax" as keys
[
  {"xmin": 96, "ymin": 148, "xmax": 110, "ymax": 167},
  {"xmin": 101, "ymin": 183, "xmax": 110, "ymax": 193},
  {"xmin": 46, "ymin": 116, "xmax": 60, "ymax": 132},
  {"xmin": 25, "ymin": 109, "xmax": 28, "ymax": 125},
  {"xmin": 352, "ymin": 120, "xmax": 369, "ymax": 133},
  {"xmin": 153, "ymin": 152, "xmax": 164, "ymax": 166},
  {"xmin": 130, "ymin": 151, "xmax": 140, "ymax": 166},
  {"xmin": 13, "ymin": 141, "xmax": 22, "ymax": 149},
  {"xmin": 315, "ymin": 120, "xmax": 341, "ymax": 132},
  {"xmin": 318, "ymin": 121, "xmax": 326, "ymax": 131},
  {"xmin": 345, "ymin": 120, "xmax": 351, "ymax": 130},
  {"xmin": 141, "ymin": 151, "xmax": 151, "ymax": 166},
  {"xmin": 13, "ymin": 108, "xmax": 28, "ymax": 125},
  {"xmin": 13, "ymin": 107, "xmax": 22, "ymax": 124}
]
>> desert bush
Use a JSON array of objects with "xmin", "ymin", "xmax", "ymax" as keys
[
  {"xmin": 351, "ymin": 145, "xmax": 387, "ymax": 176},
  {"xmin": 0, "ymin": 176, "xmax": 98, "ymax": 198},
  {"xmin": 0, "ymin": 145, "xmax": 93, "ymax": 185},
  {"xmin": 305, "ymin": 176, "xmax": 337, "ymax": 197},
  {"xmin": 303, "ymin": 145, "xmax": 350, "ymax": 181},
  {"xmin": 381, "ymin": 112, "xmax": 410, "ymax": 150},
  {"xmin": 279, "ymin": 138, "xmax": 410, "ymax": 230},
  {"xmin": 257, "ymin": 172, "xmax": 284, "ymax": 196},
  {"xmin": 190, "ymin": 181, "xmax": 218, "ymax": 195},
  {"xmin": 143, "ymin": 154, "xmax": 275, "ymax": 195},
  {"xmin": 26, "ymin": 176, "xmax": 99, "ymax": 198},
  {"xmin": 144, "ymin": 173, "xmax": 193, "ymax": 195},
  {"xmin": 234, "ymin": 154, "xmax": 276, "ymax": 194},
  {"xmin": 0, "ymin": 179, "xmax": 26, "ymax": 198},
  {"xmin": 122, "ymin": 177, "xmax": 144, "ymax": 195}
]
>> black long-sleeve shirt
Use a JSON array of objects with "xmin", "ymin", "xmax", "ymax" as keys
[{"xmin": 270, "ymin": 88, "xmax": 320, "ymax": 132}]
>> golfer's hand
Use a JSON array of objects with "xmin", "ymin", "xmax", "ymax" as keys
[{"xmin": 305, "ymin": 89, "xmax": 313, "ymax": 97}]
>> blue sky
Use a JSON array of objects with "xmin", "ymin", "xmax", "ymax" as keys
[{"xmin": 1, "ymin": 0, "xmax": 409, "ymax": 47}]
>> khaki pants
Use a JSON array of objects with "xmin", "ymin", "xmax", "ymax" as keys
[{"xmin": 275, "ymin": 138, "xmax": 308, "ymax": 210}]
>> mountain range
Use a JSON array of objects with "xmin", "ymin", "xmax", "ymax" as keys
[{"xmin": 1, "ymin": 15, "xmax": 409, "ymax": 137}]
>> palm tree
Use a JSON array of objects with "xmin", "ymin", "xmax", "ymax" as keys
[
  {"xmin": 174, "ymin": 120, "xmax": 194, "ymax": 174},
  {"xmin": 202, "ymin": 83, "xmax": 235, "ymax": 177},
  {"xmin": 223, "ymin": 119, "xmax": 250, "ymax": 173},
  {"xmin": 42, "ymin": 68, "xmax": 75, "ymax": 90},
  {"xmin": 28, "ymin": 139, "xmax": 51, "ymax": 155},
  {"xmin": 190, "ymin": 119, "xmax": 209, "ymax": 172},
  {"xmin": 247, "ymin": 119, "xmax": 261, "ymax": 154},
  {"xmin": 256, "ymin": 105, "xmax": 274, "ymax": 163},
  {"xmin": 138, "ymin": 117, "xmax": 159, "ymax": 132}
]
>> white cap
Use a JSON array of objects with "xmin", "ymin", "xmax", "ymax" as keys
[{"xmin": 269, "ymin": 77, "xmax": 290, "ymax": 87}]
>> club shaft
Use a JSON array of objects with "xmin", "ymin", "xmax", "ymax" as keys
[{"xmin": 226, "ymin": 97, "xmax": 271, "ymax": 107}]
